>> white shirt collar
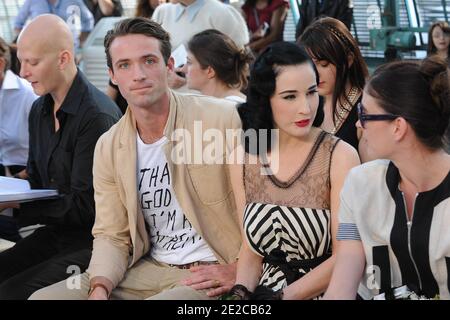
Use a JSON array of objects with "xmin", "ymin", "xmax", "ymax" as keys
[
  {"xmin": 174, "ymin": 0, "xmax": 206, "ymax": 23},
  {"xmin": 1, "ymin": 70, "xmax": 20, "ymax": 90}
]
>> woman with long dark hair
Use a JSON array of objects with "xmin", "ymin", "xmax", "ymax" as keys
[
  {"xmin": 226, "ymin": 42, "xmax": 359, "ymax": 300},
  {"xmin": 427, "ymin": 21, "xmax": 450, "ymax": 63},
  {"xmin": 135, "ymin": 0, "xmax": 165, "ymax": 18},
  {"xmin": 298, "ymin": 17, "xmax": 368, "ymax": 158}
]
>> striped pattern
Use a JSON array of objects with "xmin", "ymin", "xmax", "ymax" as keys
[
  {"xmin": 336, "ymin": 223, "xmax": 361, "ymax": 241},
  {"xmin": 244, "ymin": 202, "xmax": 331, "ymax": 291}
]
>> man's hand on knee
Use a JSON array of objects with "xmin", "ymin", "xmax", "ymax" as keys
[
  {"xmin": 88, "ymin": 277, "xmax": 113, "ymax": 300},
  {"xmin": 87, "ymin": 286, "xmax": 109, "ymax": 300},
  {"xmin": 180, "ymin": 262, "xmax": 237, "ymax": 297}
]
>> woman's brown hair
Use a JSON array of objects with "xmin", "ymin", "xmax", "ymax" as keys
[
  {"xmin": 298, "ymin": 17, "xmax": 368, "ymax": 125},
  {"xmin": 367, "ymin": 56, "xmax": 450, "ymax": 150},
  {"xmin": 427, "ymin": 21, "xmax": 450, "ymax": 57},
  {"xmin": 188, "ymin": 29, "xmax": 254, "ymax": 91}
]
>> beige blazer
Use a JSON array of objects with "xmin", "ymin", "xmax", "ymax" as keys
[{"xmin": 87, "ymin": 91, "xmax": 243, "ymax": 287}]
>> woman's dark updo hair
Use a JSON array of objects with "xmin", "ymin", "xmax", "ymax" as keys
[
  {"xmin": 366, "ymin": 55, "xmax": 450, "ymax": 150},
  {"xmin": 238, "ymin": 41, "xmax": 324, "ymax": 154},
  {"xmin": 188, "ymin": 29, "xmax": 253, "ymax": 90}
]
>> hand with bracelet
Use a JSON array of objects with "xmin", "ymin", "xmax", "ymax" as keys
[
  {"xmin": 221, "ymin": 284, "xmax": 283, "ymax": 300},
  {"xmin": 220, "ymin": 284, "xmax": 252, "ymax": 300}
]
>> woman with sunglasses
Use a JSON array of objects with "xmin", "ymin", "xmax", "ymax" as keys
[{"xmin": 324, "ymin": 56, "xmax": 450, "ymax": 300}]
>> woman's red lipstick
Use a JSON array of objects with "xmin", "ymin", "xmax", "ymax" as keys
[{"xmin": 295, "ymin": 119, "xmax": 310, "ymax": 127}]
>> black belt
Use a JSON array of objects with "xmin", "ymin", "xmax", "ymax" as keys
[
  {"xmin": 168, "ymin": 260, "xmax": 219, "ymax": 270},
  {"xmin": 263, "ymin": 248, "xmax": 331, "ymax": 285}
]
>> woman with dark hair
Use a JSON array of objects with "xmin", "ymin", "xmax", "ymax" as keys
[
  {"xmin": 226, "ymin": 42, "xmax": 359, "ymax": 300},
  {"xmin": 135, "ymin": 0, "xmax": 165, "ymax": 18},
  {"xmin": 298, "ymin": 17, "xmax": 368, "ymax": 157},
  {"xmin": 83, "ymin": 0, "xmax": 123, "ymax": 25},
  {"xmin": 324, "ymin": 56, "xmax": 450, "ymax": 300},
  {"xmin": 242, "ymin": 0, "xmax": 289, "ymax": 55},
  {"xmin": 295, "ymin": 0, "xmax": 353, "ymax": 39},
  {"xmin": 183, "ymin": 29, "xmax": 253, "ymax": 103},
  {"xmin": 427, "ymin": 21, "xmax": 450, "ymax": 63}
]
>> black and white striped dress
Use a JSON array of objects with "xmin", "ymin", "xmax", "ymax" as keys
[{"xmin": 243, "ymin": 131, "xmax": 339, "ymax": 293}]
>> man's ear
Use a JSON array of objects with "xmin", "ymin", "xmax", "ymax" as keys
[
  {"xmin": 109, "ymin": 68, "xmax": 117, "ymax": 85},
  {"xmin": 58, "ymin": 49, "xmax": 72, "ymax": 69},
  {"xmin": 167, "ymin": 56, "xmax": 175, "ymax": 72},
  {"xmin": 206, "ymin": 66, "xmax": 215, "ymax": 79}
]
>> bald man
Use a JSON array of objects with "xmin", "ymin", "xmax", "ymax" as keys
[
  {"xmin": 0, "ymin": 15, "xmax": 121, "ymax": 300},
  {"xmin": 14, "ymin": 0, "xmax": 94, "ymax": 49}
]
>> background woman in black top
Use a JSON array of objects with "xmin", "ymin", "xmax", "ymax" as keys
[{"xmin": 298, "ymin": 17, "xmax": 369, "ymax": 160}]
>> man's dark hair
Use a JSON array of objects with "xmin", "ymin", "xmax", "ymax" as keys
[{"xmin": 104, "ymin": 17, "xmax": 171, "ymax": 70}]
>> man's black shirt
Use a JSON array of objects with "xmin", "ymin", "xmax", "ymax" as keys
[{"xmin": 19, "ymin": 70, "xmax": 122, "ymax": 234}]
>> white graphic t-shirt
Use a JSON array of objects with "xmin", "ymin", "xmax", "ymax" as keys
[{"xmin": 136, "ymin": 134, "xmax": 216, "ymax": 264}]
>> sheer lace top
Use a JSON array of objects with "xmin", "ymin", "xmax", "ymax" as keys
[{"xmin": 244, "ymin": 131, "xmax": 340, "ymax": 210}]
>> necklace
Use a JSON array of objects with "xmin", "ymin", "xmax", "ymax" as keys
[{"xmin": 330, "ymin": 87, "xmax": 361, "ymax": 135}]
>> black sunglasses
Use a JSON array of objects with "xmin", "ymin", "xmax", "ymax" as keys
[{"xmin": 357, "ymin": 102, "xmax": 400, "ymax": 129}]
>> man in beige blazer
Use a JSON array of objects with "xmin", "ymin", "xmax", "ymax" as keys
[{"xmin": 30, "ymin": 17, "xmax": 242, "ymax": 300}]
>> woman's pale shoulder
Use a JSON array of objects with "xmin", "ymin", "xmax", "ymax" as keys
[
  {"xmin": 334, "ymin": 160, "xmax": 391, "ymax": 197},
  {"xmin": 347, "ymin": 159, "xmax": 391, "ymax": 182},
  {"xmin": 325, "ymin": 133, "xmax": 360, "ymax": 164}
]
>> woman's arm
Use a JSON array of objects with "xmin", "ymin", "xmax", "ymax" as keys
[
  {"xmin": 229, "ymin": 158, "xmax": 263, "ymax": 291},
  {"xmin": 282, "ymin": 140, "xmax": 360, "ymax": 299},
  {"xmin": 323, "ymin": 239, "xmax": 366, "ymax": 299},
  {"xmin": 98, "ymin": 0, "xmax": 116, "ymax": 16},
  {"xmin": 249, "ymin": 6, "xmax": 288, "ymax": 53},
  {"xmin": 235, "ymin": 241, "xmax": 263, "ymax": 291}
]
